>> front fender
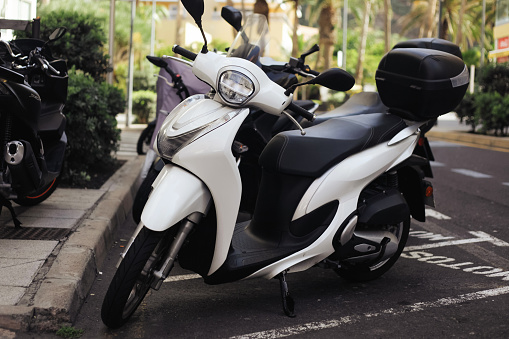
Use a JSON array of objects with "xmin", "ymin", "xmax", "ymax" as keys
[{"xmin": 141, "ymin": 164, "xmax": 211, "ymax": 231}]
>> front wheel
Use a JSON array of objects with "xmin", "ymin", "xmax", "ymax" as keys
[
  {"xmin": 137, "ymin": 123, "xmax": 155, "ymax": 155},
  {"xmin": 101, "ymin": 226, "xmax": 171, "ymax": 328},
  {"xmin": 334, "ymin": 218, "xmax": 410, "ymax": 282}
]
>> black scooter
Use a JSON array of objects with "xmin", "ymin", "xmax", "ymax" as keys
[{"xmin": 0, "ymin": 28, "xmax": 68, "ymax": 227}]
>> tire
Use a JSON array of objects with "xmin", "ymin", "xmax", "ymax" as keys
[
  {"xmin": 335, "ymin": 218, "xmax": 410, "ymax": 282},
  {"xmin": 132, "ymin": 167, "xmax": 159, "ymax": 224},
  {"xmin": 101, "ymin": 226, "xmax": 171, "ymax": 328},
  {"xmin": 137, "ymin": 124, "xmax": 155, "ymax": 155},
  {"xmin": 14, "ymin": 176, "xmax": 60, "ymax": 206}
]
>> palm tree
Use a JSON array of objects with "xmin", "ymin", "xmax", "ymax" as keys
[
  {"xmin": 292, "ymin": 0, "xmax": 300, "ymax": 57},
  {"xmin": 354, "ymin": 0, "xmax": 373, "ymax": 83},
  {"xmin": 317, "ymin": 1, "xmax": 337, "ymax": 70},
  {"xmin": 384, "ymin": 0, "xmax": 392, "ymax": 53}
]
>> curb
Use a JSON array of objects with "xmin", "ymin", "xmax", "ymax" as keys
[
  {"xmin": 0, "ymin": 156, "xmax": 144, "ymax": 332},
  {"xmin": 427, "ymin": 130, "xmax": 509, "ymax": 151}
]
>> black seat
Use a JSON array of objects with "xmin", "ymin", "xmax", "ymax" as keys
[
  {"xmin": 260, "ymin": 113, "xmax": 407, "ymax": 177},
  {"xmin": 301, "ymin": 92, "xmax": 388, "ymax": 128}
]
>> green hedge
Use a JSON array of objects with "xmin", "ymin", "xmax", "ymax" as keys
[
  {"xmin": 456, "ymin": 64, "xmax": 509, "ymax": 136},
  {"xmin": 62, "ymin": 68, "xmax": 125, "ymax": 186},
  {"xmin": 132, "ymin": 90, "xmax": 156, "ymax": 124}
]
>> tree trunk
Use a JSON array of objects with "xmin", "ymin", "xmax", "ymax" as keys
[
  {"xmin": 426, "ymin": 0, "xmax": 438, "ymax": 38},
  {"xmin": 175, "ymin": 2, "xmax": 182, "ymax": 46},
  {"xmin": 292, "ymin": 0, "xmax": 299, "ymax": 57},
  {"xmin": 456, "ymin": 0, "xmax": 466, "ymax": 48},
  {"xmin": 355, "ymin": 0, "xmax": 372, "ymax": 85},
  {"xmin": 384, "ymin": 0, "xmax": 392, "ymax": 53},
  {"xmin": 317, "ymin": 4, "xmax": 335, "ymax": 70}
]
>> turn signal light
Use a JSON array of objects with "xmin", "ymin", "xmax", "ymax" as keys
[{"xmin": 425, "ymin": 185, "xmax": 433, "ymax": 197}]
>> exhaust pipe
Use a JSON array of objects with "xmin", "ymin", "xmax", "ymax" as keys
[{"xmin": 5, "ymin": 140, "xmax": 43, "ymax": 196}]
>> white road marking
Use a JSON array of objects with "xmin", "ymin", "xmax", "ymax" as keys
[
  {"xmin": 425, "ymin": 209, "xmax": 451, "ymax": 220},
  {"xmin": 164, "ymin": 273, "xmax": 201, "ymax": 283},
  {"xmin": 451, "ymin": 168, "xmax": 493, "ymax": 178},
  {"xmin": 430, "ymin": 161, "xmax": 446, "ymax": 167},
  {"xmin": 229, "ymin": 286, "xmax": 509, "ymax": 339},
  {"xmin": 404, "ymin": 231, "xmax": 509, "ymax": 252},
  {"xmin": 503, "ymin": 182, "xmax": 509, "ymax": 187}
]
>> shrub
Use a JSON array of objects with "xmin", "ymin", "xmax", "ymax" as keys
[
  {"xmin": 15, "ymin": 10, "xmax": 111, "ymax": 81},
  {"xmin": 456, "ymin": 63, "xmax": 509, "ymax": 136},
  {"xmin": 62, "ymin": 68, "xmax": 125, "ymax": 186},
  {"xmin": 456, "ymin": 93, "xmax": 476, "ymax": 131},
  {"xmin": 132, "ymin": 90, "xmax": 156, "ymax": 124}
]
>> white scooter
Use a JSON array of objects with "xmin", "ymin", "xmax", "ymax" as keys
[{"xmin": 101, "ymin": 0, "xmax": 469, "ymax": 328}]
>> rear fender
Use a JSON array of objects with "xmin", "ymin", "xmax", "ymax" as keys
[
  {"xmin": 398, "ymin": 166, "xmax": 426, "ymax": 222},
  {"xmin": 141, "ymin": 164, "xmax": 211, "ymax": 232}
]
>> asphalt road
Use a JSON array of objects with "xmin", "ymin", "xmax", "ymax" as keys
[{"xmin": 64, "ymin": 140, "xmax": 509, "ymax": 338}]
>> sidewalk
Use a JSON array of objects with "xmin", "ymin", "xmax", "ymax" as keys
[
  {"xmin": 0, "ymin": 114, "xmax": 507, "ymax": 333},
  {"xmin": 0, "ymin": 126, "xmax": 145, "ymax": 332},
  {"xmin": 428, "ymin": 113, "xmax": 509, "ymax": 151}
]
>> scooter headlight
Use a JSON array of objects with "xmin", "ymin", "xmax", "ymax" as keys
[
  {"xmin": 156, "ymin": 95, "xmax": 241, "ymax": 160},
  {"xmin": 218, "ymin": 70, "xmax": 255, "ymax": 105}
]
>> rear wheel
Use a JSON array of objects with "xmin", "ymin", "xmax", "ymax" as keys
[
  {"xmin": 14, "ymin": 176, "xmax": 60, "ymax": 206},
  {"xmin": 101, "ymin": 226, "xmax": 172, "ymax": 328},
  {"xmin": 334, "ymin": 218, "xmax": 410, "ymax": 282}
]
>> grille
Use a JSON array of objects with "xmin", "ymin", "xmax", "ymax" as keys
[{"xmin": 0, "ymin": 226, "xmax": 70, "ymax": 240}]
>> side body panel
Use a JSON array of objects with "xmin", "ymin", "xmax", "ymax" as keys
[{"xmin": 247, "ymin": 133, "xmax": 419, "ymax": 280}]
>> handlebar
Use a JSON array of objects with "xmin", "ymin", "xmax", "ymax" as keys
[
  {"xmin": 172, "ymin": 45, "xmax": 197, "ymax": 61},
  {"xmin": 286, "ymin": 102, "xmax": 315, "ymax": 122}
]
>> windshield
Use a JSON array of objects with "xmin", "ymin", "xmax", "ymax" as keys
[{"xmin": 227, "ymin": 14, "xmax": 269, "ymax": 66}]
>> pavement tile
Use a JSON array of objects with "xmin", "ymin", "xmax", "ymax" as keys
[
  {"xmin": 0, "ymin": 258, "xmax": 43, "ymax": 288},
  {"xmin": 0, "ymin": 240, "xmax": 58, "ymax": 260},
  {"xmin": 0, "ymin": 286, "xmax": 25, "ymax": 305},
  {"xmin": 17, "ymin": 208, "xmax": 85, "ymax": 219}
]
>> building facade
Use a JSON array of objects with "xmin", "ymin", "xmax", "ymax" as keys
[
  {"xmin": 0, "ymin": 0, "xmax": 37, "ymax": 40},
  {"xmin": 489, "ymin": 0, "xmax": 509, "ymax": 63},
  {"xmin": 142, "ymin": 0, "xmax": 303, "ymax": 60}
]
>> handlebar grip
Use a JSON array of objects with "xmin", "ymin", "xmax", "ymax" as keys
[
  {"xmin": 307, "ymin": 69, "xmax": 320, "ymax": 76},
  {"xmin": 172, "ymin": 45, "xmax": 197, "ymax": 61},
  {"xmin": 287, "ymin": 102, "xmax": 316, "ymax": 122}
]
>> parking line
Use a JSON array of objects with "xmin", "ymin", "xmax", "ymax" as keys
[
  {"xmin": 404, "ymin": 231, "xmax": 509, "ymax": 252},
  {"xmin": 229, "ymin": 286, "xmax": 509, "ymax": 339},
  {"xmin": 451, "ymin": 168, "xmax": 493, "ymax": 178}
]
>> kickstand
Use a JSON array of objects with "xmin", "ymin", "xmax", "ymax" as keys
[
  {"xmin": 0, "ymin": 196, "xmax": 22, "ymax": 228},
  {"xmin": 277, "ymin": 271, "xmax": 296, "ymax": 318}
]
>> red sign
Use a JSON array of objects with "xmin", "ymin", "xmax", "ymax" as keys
[
  {"xmin": 498, "ymin": 56, "xmax": 509, "ymax": 63},
  {"xmin": 498, "ymin": 36, "xmax": 509, "ymax": 49}
]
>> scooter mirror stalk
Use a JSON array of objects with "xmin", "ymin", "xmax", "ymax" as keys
[{"xmin": 181, "ymin": 0, "xmax": 208, "ymax": 52}]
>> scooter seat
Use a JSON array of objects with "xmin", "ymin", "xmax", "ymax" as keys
[
  {"xmin": 260, "ymin": 113, "xmax": 407, "ymax": 177},
  {"xmin": 301, "ymin": 92, "xmax": 388, "ymax": 128}
]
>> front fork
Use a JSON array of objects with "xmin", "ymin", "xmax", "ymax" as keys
[{"xmin": 150, "ymin": 212, "xmax": 203, "ymax": 290}]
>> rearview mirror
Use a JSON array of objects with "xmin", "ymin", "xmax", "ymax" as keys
[
  {"xmin": 146, "ymin": 55, "xmax": 168, "ymax": 68},
  {"xmin": 309, "ymin": 68, "xmax": 355, "ymax": 92},
  {"xmin": 181, "ymin": 0, "xmax": 204, "ymax": 25},
  {"xmin": 221, "ymin": 6, "xmax": 242, "ymax": 31},
  {"xmin": 48, "ymin": 27, "xmax": 67, "ymax": 42}
]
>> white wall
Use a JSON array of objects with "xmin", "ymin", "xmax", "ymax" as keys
[{"xmin": 0, "ymin": 0, "xmax": 37, "ymax": 40}]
